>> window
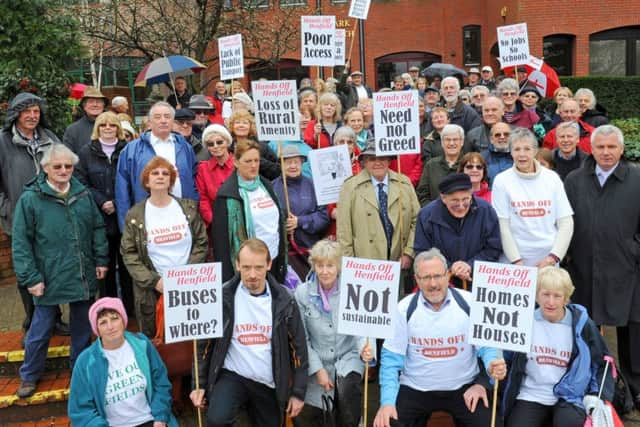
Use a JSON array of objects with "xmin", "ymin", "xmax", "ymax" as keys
[
  {"xmin": 463, "ymin": 25, "xmax": 481, "ymax": 66},
  {"xmin": 374, "ymin": 52, "xmax": 442, "ymax": 90},
  {"xmin": 543, "ymin": 34, "xmax": 574, "ymax": 76},
  {"xmin": 280, "ymin": 0, "xmax": 306, "ymax": 5},
  {"xmin": 331, "ymin": 0, "xmax": 348, "ymax": 4},
  {"xmin": 590, "ymin": 26, "xmax": 640, "ymax": 75},
  {"xmin": 223, "ymin": 0, "xmax": 232, "ymax": 9},
  {"xmin": 242, "ymin": 0, "xmax": 269, "ymax": 8}
]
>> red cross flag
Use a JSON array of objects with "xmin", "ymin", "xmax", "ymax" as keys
[{"xmin": 501, "ymin": 55, "xmax": 561, "ymax": 98}]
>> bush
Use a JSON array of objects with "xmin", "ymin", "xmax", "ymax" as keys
[
  {"xmin": 559, "ymin": 77, "xmax": 640, "ymax": 120},
  {"xmin": 611, "ymin": 118, "xmax": 640, "ymax": 162}
]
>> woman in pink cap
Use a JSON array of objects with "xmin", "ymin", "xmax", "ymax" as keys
[{"xmin": 68, "ymin": 297, "xmax": 177, "ymax": 427}]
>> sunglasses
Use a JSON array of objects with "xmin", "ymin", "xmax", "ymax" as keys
[
  {"xmin": 176, "ymin": 120, "xmax": 193, "ymax": 127},
  {"xmin": 493, "ymin": 132, "xmax": 510, "ymax": 138},
  {"xmin": 206, "ymin": 139, "xmax": 226, "ymax": 147},
  {"xmin": 194, "ymin": 111, "xmax": 209, "ymax": 116},
  {"xmin": 464, "ymin": 164, "xmax": 484, "ymax": 170},
  {"xmin": 51, "ymin": 164, "xmax": 73, "ymax": 170}
]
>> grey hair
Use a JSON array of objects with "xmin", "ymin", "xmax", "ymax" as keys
[
  {"xmin": 147, "ymin": 101, "xmax": 175, "ymax": 120},
  {"xmin": 441, "ymin": 123, "xmax": 465, "ymax": 140},
  {"xmin": 574, "ymin": 88, "xmax": 596, "ymax": 110},
  {"xmin": 441, "ymin": 76, "xmax": 460, "ymax": 91},
  {"xmin": 591, "ymin": 124, "xmax": 624, "ymax": 148},
  {"xmin": 459, "ymin": 89, "xmax": 471, "ymax": 100},
  {"xmin": 111, "ymin": 96, "xmax": 127, "ymax": 107},
  {"xmin": 555, "ymin": 121, "xmax": 580, "ymax": 137},
  {"xmin": 509, "ymin": 128, "xmax": 538, "ymax": 152},
  {"xmin": 471, "ymin": 85, "xmax": 490, "ymax": 96},
  {"xmin": 40, "ymin": 144, "xmax": 79, "ymax": 167},
  {"xmin": 413, "ymin": 248, "xmax": 448, "ymax": 274},
  {"xmin": 309, "ymin": 239, "xmax": 342, "ymax": 272},
  {"xmin": 497, "ymin": 78, "xmax": 519, "ymax": 95},
  {"xmin": 334, "ymin": 126, "xmax": 356, "ymax": 142}
]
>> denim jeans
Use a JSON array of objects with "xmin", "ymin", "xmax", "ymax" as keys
[{"xmin": 19, "ymin": 300, "xmax": 92, "ymax": 382}]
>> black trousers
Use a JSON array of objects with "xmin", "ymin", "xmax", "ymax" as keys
[
  {"xmin": 505, "ymin": 399, "xmax": 585, "ymax": 427},
  {"xmin": 206, "ymin": 369, "xmax": 281, "ymax": 427},
  {"xmin": 617, "ymin": 322, "xmax": 640, "ymax": 396},
  {"xmin": 102, "ymin": 233, "xmax": 135, "ymax": 316},
  {"xmin": 390, "ymin": 384, "xmax": 491, "ymax": 427}
]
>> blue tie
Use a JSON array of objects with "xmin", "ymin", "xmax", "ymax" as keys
[{"xmin": 378, "ymin": 183, "xmax": 394, "ymax": 256}]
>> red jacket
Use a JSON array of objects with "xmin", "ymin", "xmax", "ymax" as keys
[
  {"xmin": 543, "ymin": 119, "xmax": 594, "ymax": 154},
  {"xmin": 390, "ymin": 153, "xmax": 423, "ymax": 187},
  {"xmin": 303, "ymin": 119, "xmax": 341, "ymax": 149},
  {"xmin": 195, "ymin": 155, "xmax": 235, "ymax": 227}
]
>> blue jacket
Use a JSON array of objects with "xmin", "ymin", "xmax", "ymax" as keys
[
  {"xmin": 115, "ymin": 131, "xmax": 199, "ymax": 230},
  {"xmin": 272, "ymin": 175, "xmax": 329, "ymax": 249},
  {"xmin": 502, "ymin": 304, "xmax": 614, "ymax": 418},
  {"xmin": 68, "ymin": 331, "xmax": 178, "ymax": 427},
  {"xmin": 481, "ymin": 145, "xmax": 513, "ymax": 187},
  {"xmin": 414, "ymin": 196, "xmax": 501, "ymax": 268}
]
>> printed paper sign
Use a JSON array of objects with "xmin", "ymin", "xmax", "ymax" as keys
[
  {"xmin": 468, "ymin": 261, "xmax": 537, "ymax": 353},
  {"xmin": 301, "ymin": 16, "xmax": 336, "ymax": 67},
  {"xmin": 218, "ymin": 34, "xmax": 244, "ymax": 81},
  {"xmin": 348, "ymin": 0, "xmax": 371, "ymax": 19},
  {"xmin": 308, "ymin": 144, "xmax": 352, "ymax": 205},
  {"xmin": 252, "ymin": 80, "xmax": 300, "ymax": 141},
  {"xmin": 373, "ymin": 90, "xmax": 421, "ymax": 156},
  {"xmin": 497, "ymin": 23, "xmax": 530, "ymax": 68},
  {"xmin": 337, "ymin": 257, "xmax": 400, "ymax": 339},
  {"xmin": 163, "ymin": 263, "xmax": 223, "ymax": 344},
  {"xmin": 334, "ymin": 29, "xmax": 346, "ymax": 66}
]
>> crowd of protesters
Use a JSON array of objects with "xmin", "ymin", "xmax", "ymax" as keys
[{"xmin": 1, "ymin": 60, "xmax": 638, "ymax": 427}]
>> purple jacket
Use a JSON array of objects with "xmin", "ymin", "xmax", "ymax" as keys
[{"xmin": 272, "ymin": 175, "xmax": 330, "ymax": 249}]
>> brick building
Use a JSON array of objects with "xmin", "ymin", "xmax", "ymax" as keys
[{"xmin": 223, "ymin": 0, "xmax": 640, "ymax": 90}]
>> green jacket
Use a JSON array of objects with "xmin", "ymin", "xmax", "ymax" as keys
[
  {"xmin": 12, "ymin": 173, "xmax": 109, "ymax": 305},
  {"xmin": 120, "ymin": 197, "xmax": 208, "ymax": 337}
]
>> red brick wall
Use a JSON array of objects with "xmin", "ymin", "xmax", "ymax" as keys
[{"xmin": 0, "ymin": 229, "xmax": 15, "ymax": 288}]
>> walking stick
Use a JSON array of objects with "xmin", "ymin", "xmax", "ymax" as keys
[
  {"xmin": 193, "ymin": 340, "xmax": 203, "ymax": 427},
  {"xmin": 363, "ymin": 337, "xmax": 370, "ymax": 427},
  {"xmin": 278, "ymin": 140, "xmax": 291, "ymax": 214},
  {"xmin": 490, "ymin": 349, "xmax": 503, "ymax": 427}
]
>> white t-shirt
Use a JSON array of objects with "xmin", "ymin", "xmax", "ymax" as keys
[
  {"xmin": 149, "ymin": 133, "xmax": 182, "ymax": 197},
  {"xmin": 518, "ymin": 309, "xmax": 573, "ymax": 405},
  {"xmin": 145, "ymin": 198, "xmax": 192, "ymax": 277},
  {"xmin": 492, "ymin": 167, "xmax": 573, "ymax": 266},
  {"xmin": 384, "ymin": 290, "xmax": 479, "ymax": 391},
  {"xmin": 103, "ymin": 341, "xmax": 153, "ymax": 427},
  {"xmin": 247, "ymin": 186, "xmax": 280, "ymax": 260},
  {"xmin": 223, "ymin": 283, "xmax": 275, "ymax": 388}
]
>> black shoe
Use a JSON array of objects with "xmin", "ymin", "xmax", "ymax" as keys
[
  {"xmin": 16, "ymin": 381, "xmax": 37, "ymax": 398},
  {"xmin": 54, "ymin": 320, "xmax": 70, "ymax": 336}
]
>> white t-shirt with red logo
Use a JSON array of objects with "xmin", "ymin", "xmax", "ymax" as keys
[
  {"xmin": 145, "ymin": 198, "xmax": 193, "ymax": 276},
  {"xmin": 517, "ymin": 309, "xmax": 573, "ymax": 405},
  {"xmin": 247, "ymin": 186, "xmax": 280, "ymax": 260},
  {"xmin": 223, "ymin": 283, "xmax": 274, "ymax": 388},
  {"xmin": 492, "ymin": 167, "xmax": 574, "ymax": 266},
  {"xmin": 384, "ymin": 290, "xmax": 479, "ymax": 391}
]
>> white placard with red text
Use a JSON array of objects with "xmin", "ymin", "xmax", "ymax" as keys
[
  {"xmin": 301, "ymin": 16, "xmax": 336, "ymax": 67},
  {"xmin": 337, "ymin": 257, "xmax": 400, "ymax": 339},
  {"xmin": 497, "ymin": 23, "xmax": 530, "ymax": 68},
  {"xmin": 252, "ymin": 80, "xmax": 300, "ymax": 141},
  {"xmin": 218, "ymin": 34, "xmax": 244, "ymax": 81},
  {"xmin": 468, "ymin": 261, "xmax": 537, "ymax": 353},
  {"xmin": 163, "ymin": 263, "xmax": 223, "ymax": 344},
  {"xmin": 373, "ymin": 90, "xmax": 421, "ymax": 156},
  {"xmin": 348, "ymin": 0, "xmax": 371, "ymax": 19}
]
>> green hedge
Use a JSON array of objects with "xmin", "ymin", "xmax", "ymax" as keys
[
  {"xmin": 611, "ymin": 118, "xmax": 640, "ymax": 162},
  {"xmin": 559, "ymin": 76, "xmax": 640, "ymax": 120}
]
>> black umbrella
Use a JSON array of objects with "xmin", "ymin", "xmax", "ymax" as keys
[{"xmin": 421, "ymin": 63, "xmax": 468, "ymax": 78}]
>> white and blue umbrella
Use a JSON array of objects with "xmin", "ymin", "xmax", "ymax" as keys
[{"xmin": 135, "ymin": 55, "xmax": 207, "ymax": 87}]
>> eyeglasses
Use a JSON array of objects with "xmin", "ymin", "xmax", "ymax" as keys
[
  {"xmin": 51, "ymin": 164, "xmax": 73, "ymax": 170},
  {"xmin": 176, "ymin": 120, "xmax": 193, "ymax": 127},
  {"xmin": 493, "ymin": 132, "xmax": 510, "ymax": 138},
  {"xmin": 99, "ymin": 123, "xmax": 118, "ymax": 128},
  {"xmin": 446, "ymin": 196, "xmax": 472, "ymax": 207},
  {"xmin": 194, "ymin": 111, "xmax": 209, "ymax": 116},
  {"xmin": 464, "ymin": 164, "xmax": 484, "ymax": 170},
  {"xmin": 206, "ymin": 139, "xmax": 226, "ymax": 147},
  {"xmin": 415, "ymin": 273, "xmax": 447, "ymax": 282},
  {"xmin": 501, "ymin": 92, "xmax": 517, "ymax": 97}
]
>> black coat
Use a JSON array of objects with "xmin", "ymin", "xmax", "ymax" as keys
[
  {"xmin": 212, "ymin": 172, "xmax": 287, "ymax": 283},
  {"xmin": 564, "ymin": 157, "xmax": 640, "ymax": 325},
  {"xmin": 194, "ymin": 273, "xmax": 308, "ymax": 420},
  {"xmin": 75, "ymin": 139, "xmax": 126, "ymax": 236}
]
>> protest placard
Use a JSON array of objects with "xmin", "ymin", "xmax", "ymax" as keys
[
  {"xmin": 334, "ymin": 29, "xmax": 346, "ymax": 66},
  {"xmin": 252, "ymin": 80, "xmax": 300, "ymax": 141},
  {"xmin": 218, "ymin": 34, "xmax": 244, "ymax": 81},
  {"xmin": 301, "ymin": 16, "xmax": 336, "ymax": 67},
  {"xmin": 497, "ymin": 23, "xmax": 530, "ymax": 68},
  {"xmin": 468, "ymin": 261, "xmax": 537, "ymax": 353},
  {"xmin": 337, "ymin": 257, "xmax": 400, "ymax": 339},
  {"xmin": 373, "ymin": 90, "xmax": 421, "ymax": 156},
  {"xmin": 308, "ymin": 144, "xmax": 352, "ymax": 205},
  {"xmin": 163, "ymin": 263, "xmax": 223, "ymax": 344},
  {"xmin": 348, "ymin": 0, "xmax": 371, "ymax": 19}
]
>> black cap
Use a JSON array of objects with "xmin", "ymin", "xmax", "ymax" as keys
[
  {"xmin": 175, "ymin": 108, "xmax": 196, "ymax": 121},
  {"xmin": 438, "ymin": 173, "xmax": 472, "ymax": 194},
  {"xmin": 425, "ymin": 85, "xmax": 440, "ymax": 93},
  {"xmin": 519, "ymin": 86, "xmax": 541, "ymax": 98}
]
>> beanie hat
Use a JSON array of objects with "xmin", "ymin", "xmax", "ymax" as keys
[
  {"xmin": 88, "ymin": 297, "xmax": 128, "ymax": 336},
  {"xmin": 202, "ymin": 124, "xmax": 232, "ymax": 145}
]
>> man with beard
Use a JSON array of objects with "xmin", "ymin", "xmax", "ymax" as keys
[{"xmin": 439, "ymin": 77, "xmax": 482, "ymax": 134}]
